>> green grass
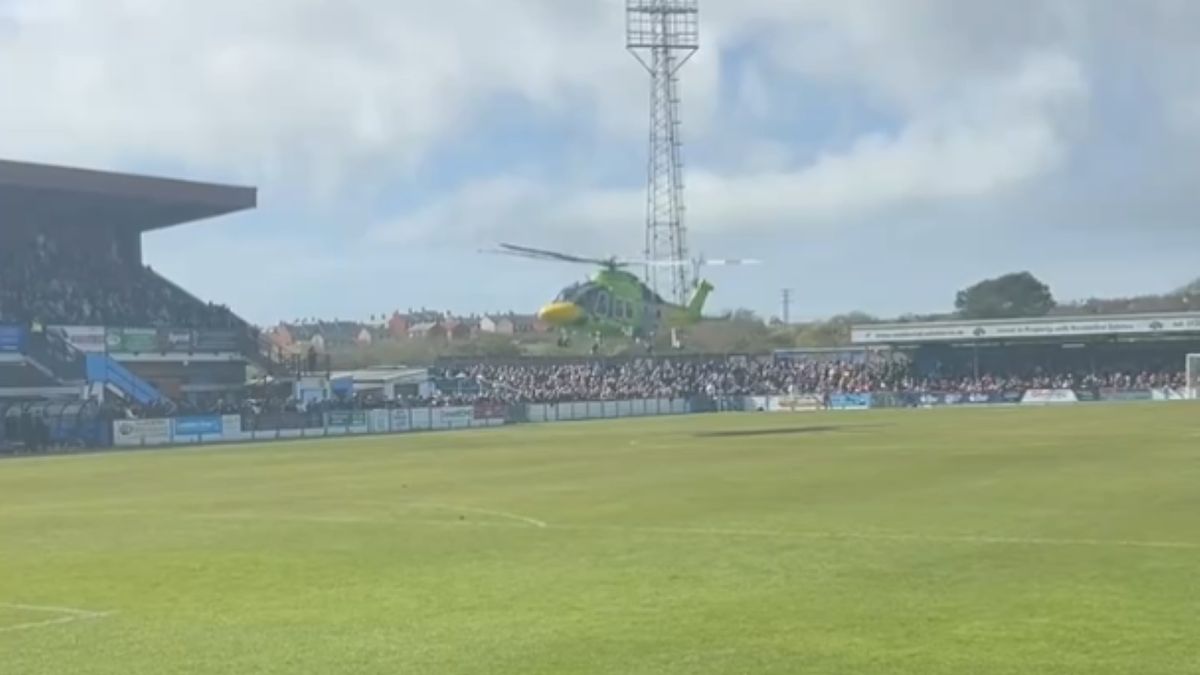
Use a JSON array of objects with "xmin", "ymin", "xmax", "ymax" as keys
[{"xmin": 3, "ymin": 404, "xmax": 1200, "ymax": 674}]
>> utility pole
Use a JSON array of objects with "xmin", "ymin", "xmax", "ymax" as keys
[{"xmin": 781, "ymin": 288, "xmax": 792, "ymax": 325}]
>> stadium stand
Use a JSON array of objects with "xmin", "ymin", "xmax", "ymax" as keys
[
  {"xmin": 0, "ymin": 224, "xmax": 238, "ymax": 328},
  {"xmin": 438, "ymin": 355, "xmax": 1187, "ymax": 404},
  {"xmin": 0, "ymin": 159, "xmax": 288, "ymax": 440}
]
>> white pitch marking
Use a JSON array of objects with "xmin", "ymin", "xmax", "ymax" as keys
[
  {"xmin": 405, "ymin": 502, "xmax": 548, "ymax": 529},
  {"xmin": 195, "ymin": 501, "xmax": 549, "ymax": 529},
  {"xmin": 188, "ymin": 512, "xmax": 383, "ymax": 525},
  {"xmin": 431, "ymin": 520, "xmax": 1200, "ymax": 551},
  {"xmin": 12, "ymin": 509, "xmax": 1195, "ymax": 550},
  {"xmin": 567, "ymin": 524, "xmax": 1200, "ymax": 551},
  {"xmin": 0, "ymin": 603, "xmax": 114, "ymax": 634},
  {"xmin": 275, "ymin": 513, "xmax": 1198, "ymax": 551}
]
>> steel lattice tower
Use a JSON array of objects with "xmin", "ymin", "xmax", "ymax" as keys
[{"xmin": 626, "ymin": 0, "xmax": 698, "ymax": 305}]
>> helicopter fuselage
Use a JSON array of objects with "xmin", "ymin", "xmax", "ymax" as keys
[{"xmin": 537, "ymin": 268, "xmax": 712, "ymax": 338}]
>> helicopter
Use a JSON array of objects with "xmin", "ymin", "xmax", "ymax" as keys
[{"xmin": 485, "ymin": 243, "xmax": 759, "ymax": 347}]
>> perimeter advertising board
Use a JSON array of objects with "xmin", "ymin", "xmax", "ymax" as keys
[
  {"xmin": 1099, "ymin": 389, "xmax": 1153, "ymax": 402},
  {"xmin": 1021, "ymin": 389, "xmax": 1078, "ymax": 405},
  {"xmin": 0, "ymin": 326, "xmax": 25, "ymax": 352},
  {"xmin": 368, "ymin": 410, "xmax": 391, "ymax": 434},
  {"xmin": 325, "ymin": 411, "xmax": 368, "ymax": 427},
  {"xmin": 112, "ymin": 419, "xmax": 172, "ymax": 446},
  {"xmin": 432, "ymin": 407, "xmax": 474, "ymax": 429},
  {"xmin": 768, "ymin": 394, "xmax": 823, "ymax": 412},
  {"xmin": 916, "ymin": 392, "xmax": 1003, "ymax": 407},
  {"xmin": 828, "ymin": 393, "xmax": 872, "ymax": 410},
  {"xmin": 192, "ymin": 330, "xmax": 239, "ymax": 352},
  {"xmin": 50, "ymin": 326, "xmax": 106, "ymax": 353},
  {"xmin": 173, "ymin": 416, "xmax": 224, "ymax": 437},
  {"xmin": 106, "ymin": 328, "xmax": 157, "ymax": 353},
  {"xmin": 156, "ymin": 328, "xmax": 193, "ymax": 353},
  {"xmin": 472, "ymin": 401, "xmax": 508, "ymax": 423},
  {"xmin": 389, "ymin": 409, "xmax": 412, "ymax": 432}
]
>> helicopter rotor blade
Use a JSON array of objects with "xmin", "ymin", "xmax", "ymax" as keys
[
  {"xmin": 616, "ymin": 259, "xmax": 691, "ymax": 268},
  {"xmin": 486, "ymin": 243, "xmax": 609, "ymax": 266},
  {"xmin": 697, "ymin": 258, "xmax": 762, "ymax": 266},
  {"xmin": 484, "ymin": 243, "xmax": 758, "ymax": 270}
]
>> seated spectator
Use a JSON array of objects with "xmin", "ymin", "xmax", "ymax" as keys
[{"xmin": 0, "ymin": 227, "xmax": 240, "ymax": 330}]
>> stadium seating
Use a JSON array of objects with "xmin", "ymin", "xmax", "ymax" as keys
[{"xmin": 0, "ymin": 226, "xmax": 238, "ymax": 329}]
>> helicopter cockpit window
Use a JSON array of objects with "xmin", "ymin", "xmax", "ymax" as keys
[
  {"xmin": 594, "ymin": 290, "xmax": 611, "ymax": 317},
  {"xmin": 556, "ymin": 283, "xmax": 585, "ymax": 303},
  {"xmin": 573, "ymin": 285, "xmax": 597, "ymax": 306}
]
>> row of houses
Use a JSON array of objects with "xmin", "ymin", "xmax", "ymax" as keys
[{"xmin": 266, "ymin": 311, "xmax": 550, "ymax": 352}]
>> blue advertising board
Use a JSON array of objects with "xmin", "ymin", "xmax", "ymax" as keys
[
  {"xmin": 828, "ymin": 393, "xmax": 872, "ymax": 410},
  {"xmin": 0, "ymin": 325, "xmax": 26, "ymax": 353},
  {"xmin": 173, "ymin": 416, "xmax": 223, "ymax": 437}
]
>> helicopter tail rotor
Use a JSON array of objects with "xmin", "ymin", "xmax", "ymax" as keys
[{"xmin": 688, "ymin": 254, "xmax": 762, "ymax": 287}]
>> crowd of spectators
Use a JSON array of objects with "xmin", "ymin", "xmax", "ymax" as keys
[
  {"xmin": 447, "ymin": 357, "xmax": 1189, "ymax": 404},
  {"xmin": 4, "ymin": 354, "xmax": 1190, "ymax": 453},
  {"xmin": 916, "ymin": 370, "xmax": 1187, "ymax": 395},
  {"xmin": 109, "ymin": 359, "xmax": 1180, "ymax": 416},
  {"xmin": 0, "ymin": 229, "xmax": 239, "ymax": 329},
  {"xmin": 456, "ymin": 358, "xmax": 911, "ymax": 403}
]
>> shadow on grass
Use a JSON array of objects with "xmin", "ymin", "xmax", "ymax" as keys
[{"xmin": 695, "ymin": 423, "xmax": 892, "ymax": 438}]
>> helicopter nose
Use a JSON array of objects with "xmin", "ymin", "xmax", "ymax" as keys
[{"xmin": 538, "ymin": 301, "xmax": 583, "ymax": 325}]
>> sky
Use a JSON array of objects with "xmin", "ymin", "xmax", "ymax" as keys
[{"xmin": 3, "ymin": 0, "xmax": 1200, "ymax": 325}]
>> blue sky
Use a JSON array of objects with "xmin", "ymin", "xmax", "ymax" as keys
[{"xmin": 5, "ymin": 0, "xmax": 1200, "ymax": 326}]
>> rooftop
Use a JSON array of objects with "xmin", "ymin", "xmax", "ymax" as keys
[{"xmin": 0, "ymin": 158, "xmax": 256, "ymax": 233}]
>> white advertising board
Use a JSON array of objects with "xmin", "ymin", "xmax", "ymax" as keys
[
  {"xmin": 112, "ymin": 418, "xmax": 171, "ymax": 446},
  {"xmin": 51, "ymin": 326, "xmax": 106, "ymax": 353},
  {"xmin": 1021, "ymin": 389, "xmax": 1078, "ymax": 405}
]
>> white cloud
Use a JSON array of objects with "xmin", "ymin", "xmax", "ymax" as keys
[
  {"xmin": 369, "ymin": 175, "xmax": 641, "ymax": 254},
  {"xmin": 372, "ymin": 50, "xmax": 1087, "ymax": 244},
  {"xmin": 0, "ymin": 0, "xmax": 659, "ymax": 185},
  {"xmin": 9, "ymin": 0, "xmax": 1200, "ymax": 321},
  {"xmin": 0, "ymin": 0, "xmax": 1102, "ymax": 206},
  {"xmin": 697, "ymin": 52, "xmax": 1085, "ymax": 226}
]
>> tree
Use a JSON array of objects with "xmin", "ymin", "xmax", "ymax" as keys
[
  {"xmin": 720, "ymin": 308, "xmax": 764, "ymax": 324},
  {"xmin": 792, "ymin": 312, "xmax": 875, "ymax": 348},
  {"xmin": 955, "ymin": 271, "xmax": 1055, "ymax": 319}
]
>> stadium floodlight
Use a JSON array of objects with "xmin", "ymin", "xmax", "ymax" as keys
[
  {"xmin": 1187, "ymin": 354, "xmax": 1200, "ymax": 399},
  {"xmin": 626, "ymin": 0, "xmax": 699, "ymax": 306}
]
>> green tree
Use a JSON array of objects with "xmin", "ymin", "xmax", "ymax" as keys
[
  {"xmin": 955, "ymin": 271, "xmax": 1055, "ymax": 319},
  {"xmin": 792, "ymin": 312, "xmax": 875, "ymax": 348}
]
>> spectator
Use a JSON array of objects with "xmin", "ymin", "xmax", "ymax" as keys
[{"xmin": 0, "ymin": 226, "xmax": 239, "ymax": 329}]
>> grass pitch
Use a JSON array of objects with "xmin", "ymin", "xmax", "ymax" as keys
[{"xmin": 2, "ymin": 405, "xmax": 1199, "ymax": 674}]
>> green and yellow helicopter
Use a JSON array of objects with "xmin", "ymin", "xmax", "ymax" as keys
[{"xmin": 487, "ymin": 243, "xmax": 759, "ymax": 346}]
